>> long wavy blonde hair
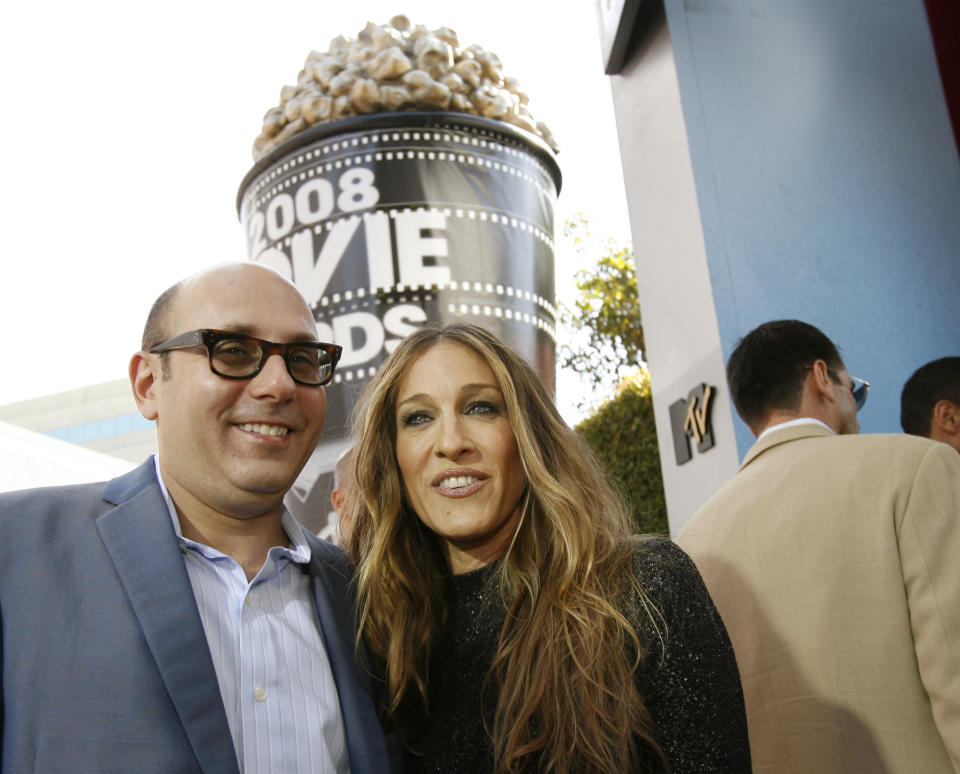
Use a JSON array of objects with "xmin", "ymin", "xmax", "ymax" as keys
[{"xmin": 346, "ymin": 324, "xmax": 666, "ymax": 772}]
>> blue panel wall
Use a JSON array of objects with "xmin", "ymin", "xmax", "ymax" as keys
[{"xmin": 664, "ymin": 0, "xmax": 960, "ymax": 456}]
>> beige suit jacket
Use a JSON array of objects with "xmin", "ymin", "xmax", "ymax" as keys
[{"xmin": 676, "ymin": 424, "xmax": 960, "ymax": 773}]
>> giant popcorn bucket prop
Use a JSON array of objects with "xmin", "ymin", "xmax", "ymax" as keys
[{"xmin": 237, "ymin": 111, "xmax": 561, "ymax": 534}]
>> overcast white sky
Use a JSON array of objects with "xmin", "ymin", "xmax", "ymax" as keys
[{"xmin": 0, "ymin": 1, "xmax": 632, "ymax": 422}]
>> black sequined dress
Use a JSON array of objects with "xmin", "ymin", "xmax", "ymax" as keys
[{"xmin": 400, "ymin": 538, "xmax": 751, "ymax": 773}]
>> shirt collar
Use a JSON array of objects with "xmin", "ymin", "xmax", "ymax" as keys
[
  {"xmin": 756, "ymin": 416, "xmax": 835, "ymax": 442},
  {"xmin": 152, "ymin": 455, "xmax": 311, "ymax": 565}
]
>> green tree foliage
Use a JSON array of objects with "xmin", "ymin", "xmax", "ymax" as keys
[
  {"xmin": 576, "ymin": 372, "xmax": 668, "ymax": 535},
  {"xmin": 560, "ymin": 215, "xmax": 668, "ymax": 533},
  {"xmin": 559, "ymin": 215, "xmax": 645, "ymax": 393}
]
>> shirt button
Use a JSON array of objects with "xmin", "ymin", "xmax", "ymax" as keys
[
  {"xmin": 244, "ymin": 596, "xmax": 252, "ymax": 606},
  {"xmin": 253, "ymin": 686, "xmax": 267, "ymax": 702}
]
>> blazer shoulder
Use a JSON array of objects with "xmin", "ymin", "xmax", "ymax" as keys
[
  {"xmin": 854, "ymin": 431, "xmax": 949, "ymax": 455},
  {"xmin": 0, "ymin": 479, "xmax": 104, "ymax": 505},
  {"xmin": 840, "ymin": 433, "xmax": 958, "ymax": 477},
  {"xmin": 0, "ymin": 459, "xmax": 159, "ymax": 539},
  {"xmin": 0, "ymin": 480, "xmax": 109, "ymax": 525},
  {"xmin": 0, "ymin": 458, "xmax": 157, "ymax": 507}
]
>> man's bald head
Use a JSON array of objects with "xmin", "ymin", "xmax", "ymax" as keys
[{"xmin": 141, "ymin": 263, "xmax": 307, "ymax": 373}]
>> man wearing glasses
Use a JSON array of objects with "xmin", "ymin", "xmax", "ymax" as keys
[
  {"xmin": 0, "ymin": 263, "xmax": 399, "ymax": 773},
  {"xmin": 677, "ymin": 319, "xmax": 960, "ymax": 773}
]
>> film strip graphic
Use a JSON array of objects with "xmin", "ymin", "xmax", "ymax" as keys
[{"xmin": 243, "ymin": 126, "xmax": 557, "ymax": 209}]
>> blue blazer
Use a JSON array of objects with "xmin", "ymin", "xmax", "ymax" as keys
[{"xmin": 0, "ymin": 458, "xmax": 400, "ymax": 773}]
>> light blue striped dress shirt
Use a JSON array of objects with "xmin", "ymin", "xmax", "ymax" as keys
[{"xmin": 155, "ymin": 459, "xmax": 349, "ymax": 773}]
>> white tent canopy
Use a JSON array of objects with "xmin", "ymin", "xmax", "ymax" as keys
[{"xmin": 0, "ymin": 421, "xmax": 135, "ymax": 493}]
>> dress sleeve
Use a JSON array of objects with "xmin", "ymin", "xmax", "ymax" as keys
[
  {"xmin": 897, "ymin": 443, "xmax": 960, "ymax": 770},
  {"xmin": 633, "ymin": 538, "xmax": 751, "ymax": 773}
]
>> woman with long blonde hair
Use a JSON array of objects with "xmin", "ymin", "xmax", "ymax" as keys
[{"xmin": 345, "ymin": 324, "xmax": 749, "ymax": 773}]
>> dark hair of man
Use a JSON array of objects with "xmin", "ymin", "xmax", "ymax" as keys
[
  {"xmin": 140, "ymin": 281, "xmax": 182, "ymax": 379},
  {"xmin": 726, "ymin": 319, "xmax": 844, "ymax": 432},
  {"xmin": 901, "ymin": 357, "xmax": 960, "ymax": 436}
]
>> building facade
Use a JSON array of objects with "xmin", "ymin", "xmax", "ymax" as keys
[{"xmin": 601, "ymin": 0, "xmax": 960, "ymax": 531}]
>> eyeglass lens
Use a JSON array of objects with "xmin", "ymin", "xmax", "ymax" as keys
[
  {"xmin": 210, "ymin": 338, "xmax": 331, "ymax": 384},
  {"xmin": 852, "ymin": 380, "xmax": 868, "ymax": 410}
]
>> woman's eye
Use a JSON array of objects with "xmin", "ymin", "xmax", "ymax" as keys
[
  {"xmin": 400, "ymin": 410, "xmax": 432, "ymax": 427},
  {"xmin": 466, "ymin": 400, "xmax": 497, "ymax": 416}
]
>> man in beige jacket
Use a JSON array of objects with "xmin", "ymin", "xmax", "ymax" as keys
[{"xmin": 676, "ymin": 320, "xmax": 960, "ymax": 773}]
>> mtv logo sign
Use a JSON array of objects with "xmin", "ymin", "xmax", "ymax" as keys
[{"xmin": 668, "ymin": 383, "xmax": 716, "ymax": 465}]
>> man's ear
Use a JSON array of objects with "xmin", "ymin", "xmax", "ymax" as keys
[
  {"xmin": 130, "ymin": 352, "xmax": 160, "ymax": 421},
  {"xmin": 808, "ymin": 359, "xmax": 834, "ymax": 398},
  {"xmin": 933, "ymin": 399, "xmax": 960, "ymax": 436}
]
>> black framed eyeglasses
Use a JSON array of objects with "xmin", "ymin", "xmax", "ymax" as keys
[{"xmin": 149, "ymin": 329, "xmax": 342, "ymax": 386}]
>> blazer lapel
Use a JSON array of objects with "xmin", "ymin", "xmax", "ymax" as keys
[
  {"xmin": 97, "ymin": 462, "xmax": 239, "ymax": 774},
  {"xmin": 307, "ymin": 537, "xmax": 391, "ymax": 773}
]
